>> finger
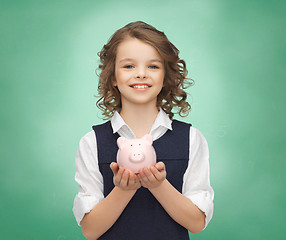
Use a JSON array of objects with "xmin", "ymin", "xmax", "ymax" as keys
[
  {"xmin": 110, "ymin": 162, "xmax": 119, "ymax": 175},
  {"xmin": 150, "ymin": 165, "xmax": 160, "ymax": 180},
  {"xmin": 139, "ymin": 168, "xmax": 153, "ymax": 183},
  {"xmin": 120, "ymin": 169, "xmax": 129, "ymax": 188},
  {"xmin": 134, "ymin": 173, "xmax": 140, "ymax": 184},
  {"xmin": 134, "ymin": 174, "xmax": 141, "ymax": 188},
  {"xmin": 138, "ymin": 169, "xmax": 146, "ymax": 182},
  {"xmin": 136, "ymin": 177, "xmax": 142, "ymax": 188},
  {"xmin": 155, "ymin": 162, "xmax": 165, "ymax": 171},
  {"xmin": 143, "ymin": 167, "xmax": 157, "ymax": 182},
  {"xmin": 114, "ymin": 167, "xmax": 124, "ymax": 184},
  {"xmin": 128, "ymin": 171, "xmax": 135, "ymax": 186},
  {"xmin": 135, "ymin": 175, "xmax": 140, "ymax": 185}
]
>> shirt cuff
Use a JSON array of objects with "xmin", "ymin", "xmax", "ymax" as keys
[
  {"xmin": 73, "ymin": 193, "xmax": 102, "ymax": 226},
  {"xmin": 185, "ymin": 191, "xmax": 214, "ymax": 230}
]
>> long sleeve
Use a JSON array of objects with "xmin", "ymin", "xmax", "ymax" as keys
[
  {"xmin": 182, "ymin": 127, "xmax": 214, "ymax": 229},
  {"xmin": 73, "ymin": 131, "xmax": 105, "ymax": 226}
]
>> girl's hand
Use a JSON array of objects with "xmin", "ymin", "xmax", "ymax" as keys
[
  {"xmin": 138, "ymin": 162, "xmax": 167, "ymax": 189},
  {"xmin": 110, "ymin": 162, "xmax": 141, "ymax": 191}
]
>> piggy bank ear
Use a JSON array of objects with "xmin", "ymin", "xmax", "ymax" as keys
[
  {"xmin": 142, "ymin": 134, "xmax": 153, "ymax": 145},
  {"xmin": 117, "ymin": 137, "xmax": 127, "ymax": 148}
]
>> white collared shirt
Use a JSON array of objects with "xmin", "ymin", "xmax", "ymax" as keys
[{"xmin": 73, "ymin": 109, "xmax": 214, "ymax": 229}]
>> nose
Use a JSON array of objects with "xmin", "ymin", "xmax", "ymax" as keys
[{"xmin": 136, "ymin": 67, "xmax": 147, "ymax": 79}]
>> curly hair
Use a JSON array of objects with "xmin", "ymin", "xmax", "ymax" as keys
[{"xmin": 96, "ymin": 21, "xmax": 193, "ymax": 120}]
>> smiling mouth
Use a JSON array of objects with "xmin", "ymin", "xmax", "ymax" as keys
[{"xmin": 129, "ymin": 84, "xmax": 151, "ymax": 89}]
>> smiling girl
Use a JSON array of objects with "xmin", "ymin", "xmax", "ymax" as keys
[{"xmin": 73, "ymin": 21, "xmax": 214, "ymax": 240}]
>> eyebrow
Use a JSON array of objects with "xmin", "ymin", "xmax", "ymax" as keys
[{"xmin": 119, "ymin": 58, "xmax": 163, "ymax": 63}]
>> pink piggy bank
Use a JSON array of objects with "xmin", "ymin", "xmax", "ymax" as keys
[{"xmin": 116, "ymin": 134, "xmax": 157, "ymax": 173}]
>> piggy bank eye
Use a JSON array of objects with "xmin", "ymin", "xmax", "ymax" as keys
[
  {"xmin": 139, "ymin": 144, "xmax": 141, "ymax": 146},
  {"xmin": 131, "ymin": 144, "xmax": 133, "ymax": 147}
]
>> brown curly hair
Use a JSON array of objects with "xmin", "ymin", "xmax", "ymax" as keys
[{"xmin": 96, "ymin": 21, "xmax": 193, "ymax": 120}]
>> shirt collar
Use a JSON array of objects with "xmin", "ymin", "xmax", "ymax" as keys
[
  {"xmin": 110, "ymin": 110, "xmax": 127, "ymax": 134},
  {"xmin": 150, "ymin": 108, "xmax": 172, "ymax": 132},
  {"xmin": 110, "ymin": 108, "xmax": 172, "ymax": 135}
]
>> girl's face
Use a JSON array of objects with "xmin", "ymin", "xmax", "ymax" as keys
[{"xmin": 114, "ymin": 38, "xmax": 165, "ymax": 108}]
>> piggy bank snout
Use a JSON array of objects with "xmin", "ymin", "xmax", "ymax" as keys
[{"xmin": 129, "ymin": 150, "xmax": 145, "ymax": 163}]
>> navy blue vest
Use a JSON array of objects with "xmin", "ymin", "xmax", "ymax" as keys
[{"xmin": 92, "ymin": 120, "xmax": 192, "ymax": 240}]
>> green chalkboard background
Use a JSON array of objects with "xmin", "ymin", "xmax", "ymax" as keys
[{"xmin": 1, "ymin": 0, "xmax": 285, "ymax": 239}]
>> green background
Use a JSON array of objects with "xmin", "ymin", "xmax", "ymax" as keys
[{"xmin": 1, "ymin": 0, "xmax": 285, "ymax": 239}]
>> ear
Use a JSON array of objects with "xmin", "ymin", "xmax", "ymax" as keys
[
  {"xmin": 141, "ymin": 134, "xmax": 153, "ymax": 145},
  {"xmin": 117, "ymin": 137, "xmax": 127, "ymax": 148},
  {"xmin": 111, "ymin": 76, "xmax": 117, "ymax": 87}
]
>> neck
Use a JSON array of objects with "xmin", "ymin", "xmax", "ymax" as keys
[{"xmin": 120, "ymin": 103, "xmax": 159, "ymax": 138}]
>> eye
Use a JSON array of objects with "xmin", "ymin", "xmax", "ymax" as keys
[
  {"xmin": 149, "ymin": 65, "xmax": 159, "ymax": 69},
  {"xmin": 124, "ymin": 65, "xmax": 134, "ymax": 69},
  {"xmin": 139, "ymin": 144, "xmax": 141, "ymax": 146},
  {"xmin": 131, "ymin": 144, "xmax": 133, "ymax": 146}
]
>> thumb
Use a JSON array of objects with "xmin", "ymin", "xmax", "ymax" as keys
[
  {"xmin": 110, "ymin": 162, "xmax": 119, "ymax": 175},
  {"xmin": 155, "ymin": 162, "xmax": 165, "ymax": 171}
]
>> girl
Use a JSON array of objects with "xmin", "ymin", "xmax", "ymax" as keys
[{"xmin": 73, "ymin": 21, "xmax": 214, "ymax": 240}]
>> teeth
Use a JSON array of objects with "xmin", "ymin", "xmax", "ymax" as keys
[{"xmin": 133, "ymin": 85, "xmax": 149, "ymax": 89}]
